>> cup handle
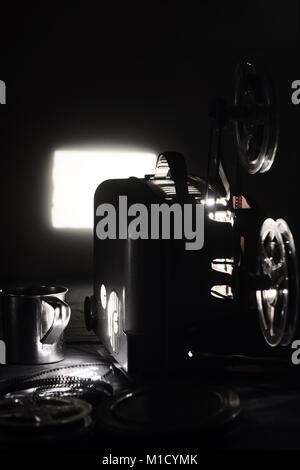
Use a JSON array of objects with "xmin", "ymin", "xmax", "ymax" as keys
[{"xmin": 41, "ymin": 296, "xmax": 71, "ymax": 345}]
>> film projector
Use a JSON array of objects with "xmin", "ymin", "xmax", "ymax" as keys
[{"xmin": 85, "ymin": 61, "xmax": 299, "ymax": 376}]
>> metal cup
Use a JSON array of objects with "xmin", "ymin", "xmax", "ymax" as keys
[{"xmin": 1, "ymin": 285, "xmax": 71, "ymax": 364}]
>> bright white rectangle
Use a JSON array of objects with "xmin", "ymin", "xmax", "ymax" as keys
[{"xmin": 52, "ymin": 150, "xmax": 157, "ymax": 228}]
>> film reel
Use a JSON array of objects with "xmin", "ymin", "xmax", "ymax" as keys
[
  {"xmin": 3, "ymin": 376, "xmax": 113, "ymax": 404},
  {"xmin": 0, "ymin": 396, "xmax": 93, "ymax": 444},
  {"xmin": 256, "ymin": 218, "xmax": 299, "ymax": 347},
  {"xmin": 276, "ymin": 219, "xmax": 299, "ymax": 346},
  {"xmin": 96, "ymin": 384, "xmax": 240, "ymax": 436},
  {"xmin": 234, "ymin": 61, "xmax": 279, "ymax": 175}
]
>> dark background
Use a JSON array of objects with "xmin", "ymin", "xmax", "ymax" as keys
[{"xmin": 0, "ymin": 1, "xmax": 299, "ymax": 283}]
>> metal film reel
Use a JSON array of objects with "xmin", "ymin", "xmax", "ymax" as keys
[
  {"xmin": 0, "ymin": 396, "xmax": 93, "ymax": 445},
  {"xmin": 277, "ymin": 219, "xmax": 299, "ymax": 346},
  {"xmin": 234, "ymin": 61, "xmax": 279, "ymax": 175},
  {"xmin": 256, "ymin": 218, "xmax": 299, "ymax": 347},
  {"xmin": 96, "ymin": 384, "xmax": 241, "ymax": 436}
]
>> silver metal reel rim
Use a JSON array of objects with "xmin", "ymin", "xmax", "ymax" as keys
[
  {"xmin": 234, "ymin": 61, "xmax": 279, "ymax": 175},
  {"xmin": 256, "ymin": 218, "xmax": 287, "ymax": 347},
  {"xmin": 256, "ymin": 218, "xmax": 298, "ymax": 347},
  {"xmin": 276, "ymin": 218, "xmax": 299, "ymax": 346}
]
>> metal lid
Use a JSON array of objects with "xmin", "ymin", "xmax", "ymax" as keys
[{"xmin": 96, "ymin": 384, "xmax": 241, "ymax": 436}]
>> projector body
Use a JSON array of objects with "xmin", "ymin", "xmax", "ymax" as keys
[
  {"xmin": 85, "ymin": 154, "xmax": 294, "ymax": 376},
  {"xmin": 85, "ymin": 63, "xmax": 299, "ymax": 376}
]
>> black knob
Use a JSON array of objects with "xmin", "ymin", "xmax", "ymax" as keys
[{"xmin": 84, "ymin": 296, "xmax": 97, "ymax": 331}]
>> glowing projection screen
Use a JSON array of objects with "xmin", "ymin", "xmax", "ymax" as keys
[{"xmin": 52, "ymin": 150, "xmax": 157, "ymax": 228}]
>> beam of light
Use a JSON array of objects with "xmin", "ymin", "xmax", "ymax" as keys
[
  {"xmin": 211, "ymin": 258, "xmax": 234, "ymax": 275},
  {"xmin": 52, "ymin": 149, "xmax": 157, "ymax": 229}
]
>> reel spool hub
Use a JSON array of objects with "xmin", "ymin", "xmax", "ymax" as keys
[
  {"xmin": 256, "ymin": 218, "xmax": 299, "ymax": 347},
  {"xmin": 234, "ymin": 61, "xmax": 279, "ymax": 175}
]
